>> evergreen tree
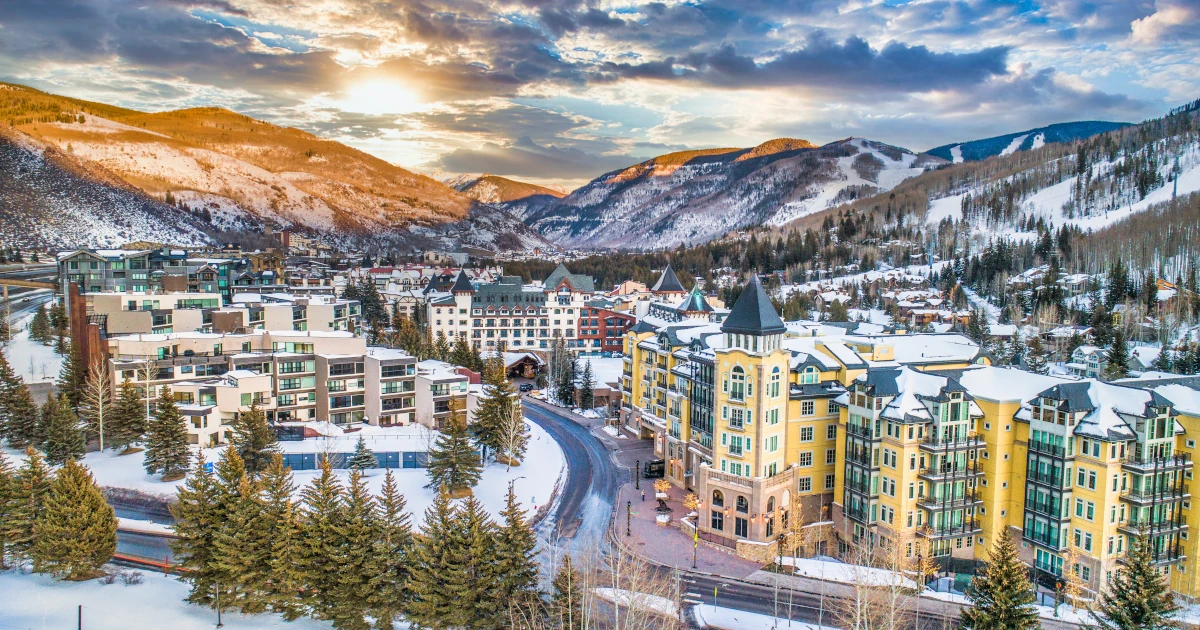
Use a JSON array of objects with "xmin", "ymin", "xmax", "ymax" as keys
[
  {"xmin": 28, "ymin": 305, "xmax": 51, "ymax": 343},
  {"xmin": 213, "ymin": 475, "xmax": 269, "ymax": 613},
  {"xmin": 369, "ymin": 470, "xmax": 412, "ymax": 630},
  {"xmin": 348, "ymin": 436, "xmax": 376, "ymax": 471},
  {"xmin": 31, "ymin": 459, "xmax": 116, "ymax": 580},
  {"xmin": 298, "ymin": 457, "xmax": 346, "ymax": 620},
  {"xmin": 0, "ymin": 352, "xmax": 17, "ymax": 438},
  {"xmin": 0, "ymin": 453, "xmax": 16, "ymax": 569},
  {"xmin": 172, "ymin": 453, "xmax": 221, "ymax": 606},
  {"xmin": 1092, "ymin": 534, "xmax": 1179, "ymax": 630},
  {"xmin": 3, "ymin": 379, "xmax": 42, "ymax": 448},
  {"xmin": 425, "ymin": 399, "xmax": 481, "ymax": 496},
  {"xmin": 961, "ymin": 528, "xmax": 1039, "ymax": 630},
  {"xmin": 578, "ymin": 360, "xmax": 595, "ymax": 410},
  {"xmin": 455, "ymin": 496, "xmax": 503, "ymax": 627},
  {"xmin": 143, "ymin": 386, "xmax": 191, "ymax": 480},
  {"xmin": 966, "ymin": 308, "xmax": 989, "ymax": 343},
  {"xmin": 433, "ymin": 332, "xmax": 451, "ymax": 362},
  {"xmin": 407, "ymin": 492, "xmax": 460, "ymax": 630},
  {"xmin": 1105, "ymin": 330, "xmax": 1131, "ymax": 380},
  {"xmin": 472, "ymin": 357, "xmax": 515, "ymax": 462},
  {"xmin": 449, "ymin": 335, "xmax": 474, "ymax": 369},
  {"xmin": 331, "ymin": 470, "xmax": 378, "ymax": 630},
  {"xmin": 260, "ymin": 454, "xmax": 303, "ymax": 619},
  {"xmin": 6, "ymin": 448, "xmax": 53, "ymax": 565},
  {"xmin": 41, "ymin": 394, "xmax": 85, "ymax": 466},
  {"xmin": 108, "ymin": 378, "xmax": 147, "ymax": 452},
  {"xmin": 549, "ymin": 555, "xmax": 584, "ymax": 630},
  {"xmin": 56, "ymin": 343, "xmax": 87, "ymax": 411},
  {"xmin": 229, "ymin": 402, "xmax": 278, "ymax": 476},
  {"xmin": 1025, "ymin": 337, "xmax": 1050, "ymax": 375},
  {"xmin": 495, "ymin": 486, "xmax": 539, "ymax": 618}
]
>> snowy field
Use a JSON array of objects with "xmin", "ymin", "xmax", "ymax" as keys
[
  {"xmin": 578, "ymin": 356, "xmax": 624, "ymax": 387},
  {"xmin": 694, "ymin": 604, "xmax": 836, "ymax": 630},
  {"xmin": 0, "ymin": 568, "xmax": 337, "ymax": 630},
  {"xmin": 2, "ymin": 418, "xmax": 565, "ymax": 524},
  {"xmin": 2, "ymin": 316, "xmax": 65, "ymax": 383}
]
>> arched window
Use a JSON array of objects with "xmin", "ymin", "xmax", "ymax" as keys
[
  {"xmin": 803, "ymin": 366, "xmax": 819, "ymax": 385},
  {"xmin": 730, "ymin": 366, "xmax": 746, "ymax": 401},
  {"xmin": 736, "ymin": 495, "xmax": 749, "ymax": 513},
  {"xmin": 712, "ymin": 490, "xmax": 724, "ymax": 508},
  {"xmin": 767, "ymin": 496, "xmax": 776, "ymax": 512},
  {"xmin": 771, "ymin": 367, "xmax": 782, "ymax": 396}
]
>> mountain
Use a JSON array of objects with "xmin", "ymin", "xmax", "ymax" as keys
[
  {"xmin": 0, "ymin": 82, "xmax": 548, "ymax": 252},
  {"xmin": 926, "ymin": 121, "xmax": 1132, "ymax": 163},
  {"xmin": 523, "ymin": 137, "xmax": 944, "ymax": 249},
  {"xmin": 451, "ymin": 174, "xmax": 567, "ymax": 221}
]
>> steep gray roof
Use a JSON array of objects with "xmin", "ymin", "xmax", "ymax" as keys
[
  {"xmin": 544, "ymin": 263, "xmax": 595, "ymax": 293},
  {"xmin": 720, "ymin": 275, "xmax": 786, "ymax": 336},
  {"xmin": 652, "ymin": 264, "xmax": 687, "ymax": 293},
  {"xmin": 675, "ymin": 287, "xmax": 714, "ymax": 313},
  {"xmin": 450, "ymin": 270, "xmax": 476, "ymax": 293}
]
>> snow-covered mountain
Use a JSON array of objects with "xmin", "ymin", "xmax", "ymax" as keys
[
  {"xmin": 926, "ymin": 121, "xmax": 1131, "ymax": 163},
  {"xmin": 450, "ymin": 174, "xmax": 567, "ymax": 221},
  {"xmin": 524, "ymin": 138, "xmax": 944, "ymax": 249},
  {"xmin": 0, "ymin": 82, "xmax": 549, "ymax": 252}
]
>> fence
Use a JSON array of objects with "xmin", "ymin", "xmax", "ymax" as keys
[{"xmin": 279, "ymin": 451, "xmax": 430, "ymax": 471}]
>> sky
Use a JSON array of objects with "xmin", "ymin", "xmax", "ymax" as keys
[{"xmin": 1, "ymin": 0, "xmax": 1197, "ymax": 189}]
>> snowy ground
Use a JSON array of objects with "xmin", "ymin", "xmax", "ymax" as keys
[
  {"xmin": 779, "ymin": 556, "xmax": 919, "ymax": 589},
  {"xmin": 0, "ymin": 568, "xmax": 338, "ymax": 630},
  {"xmin": 2, "ymin": 418, "xmax": 565, "ymax": 523},
  {"xmin": 2, "ymin": 319, "xmax": 64, "ymax": 383},
  {"xmin": 578, "ymin": 356, "xmax": 624, "ymax": 388},
  {"xmin": 693, "ymin": 604, "xmax": 836, "ymax": 630}
]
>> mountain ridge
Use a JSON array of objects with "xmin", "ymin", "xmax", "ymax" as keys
[{"xmin": 926, "ymin": 120, "xmax": 1133, "ymax": 163}]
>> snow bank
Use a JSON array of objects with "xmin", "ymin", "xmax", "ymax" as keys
[
  {"xmin": 3, "ymin": 326, "xmax": 64, "ymax": 383},
  {"xmin": 694, "ymin": 604, "xmax": 836, "ymax": 630},
  {"xmin": 780, "ymin": 557, "xmax": 919, "ymax": 589},
  {"xmin": 117, "ymin": 517, "xmax": 175, "ymax": 536},
  {"xmin": 593, "ymin": 588, "xmax": 678, "ymax": 617}
]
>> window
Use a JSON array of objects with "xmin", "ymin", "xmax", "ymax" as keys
[
  {"xmin": 825, "ymin": 474, "xmax": 836, "ymax": 489},
  {"xmin": 736, "ymin": 496, "xmax": 749, "ymax": 513},
  {"xmin": 734, "ymin": 517, "xmax": 748, "ymax": 537},
  {"xmin": 800, "ymin": 427, "xmax": 815, "ymax": 442},
  {"xmin": 802, "ymin": 400, "xmax": 815, "ymax": 415},
  {"xmin": 828, "ymin": 399, "xmax": 839, "ymax": 414},
  {"xmin": 827, "ymin": 424, "xmax": 838, "ymax": 440},
  {"xmin": 826, "ymin": 449, "xmax": 836, "ymax": 465},
  {"xmin": 712, "ymin": 490, "xmax": 724, "ymax": 508},
  {"xmin": 798, "ymin": 452, "xmax": 813, "ymax": 467},
  {"xmin": 801, "ymin": 366, "xmax": 818, "ymax": 384},
  {"xmin": 767, "ymin": 436, "xmax": 779, "ymax": 452},
  {"xmin": 711, "ymin": 510, "xmax": 724, "ymax": 531},
  {"xmin": 798, "ymin": 477, "xmax": 813, "ymax": 492},
  {"xmin": 730, "ymin": 366, "xmax": 746, "ymax": 401}
]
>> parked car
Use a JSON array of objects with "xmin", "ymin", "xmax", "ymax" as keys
[{"xmin": 519, "ymin": 383, "xmax": 534, "ymax": 392}]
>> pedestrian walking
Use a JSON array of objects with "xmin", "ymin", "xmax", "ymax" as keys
[{"xmin": 641, "ymin": 489, "xmax": 645, "ymax": 502}]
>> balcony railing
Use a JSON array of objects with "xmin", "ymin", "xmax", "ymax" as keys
[
  {"xmin": 1122, "ymin": 452, "xmax": 1192, "ymax": 473},
  {"xmin": 1026, "ymin": 468, "xmax": 1067, "ymax": 488},
  {"xmin": 1028, "ymin": 440, "xmax": 1068, "ymax": 458},
  {"xmin": 1119, "ymin": 517, "xmax": 1188, "ymax": 536},
  {"xmin": 917, "ymin": 490, "xmax": 982, "ymax": 510},
  {"xmin": 1023, "ymin": 527, "xmax": 1067, "ymax": 551},
  {"xmin": 921, "ymin": 432, "xmax": 984, "ymax": 450},
  {"xmin": 918, "ymin": 518, "xmax": 982, "ymax": 539},
  {"xmin": 845, "ymin": 423, "xmax": 875, "ymax": 439},
  {"xmin": 1121, "ymin": 484, "xmax": 1190, "ymax": 503},
  {"xmin": 918, "ymin": 463, "xmax": 983, "ymax": 480},
  {"xmin": 1025, "ymin": 499, "xmax": 1066, "ymax": 519}
]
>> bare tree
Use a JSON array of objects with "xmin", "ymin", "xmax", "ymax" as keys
[
  {"xmin": 498, "ymin": 392, "xmax": 529, "ymax": 472},
  {"xmin": 79, "ymin": 363, "xmax": 113, "ymax": 450},
  {"xmin": 136, "ymin": 358, "xmax": 158, "ymax": 430}
]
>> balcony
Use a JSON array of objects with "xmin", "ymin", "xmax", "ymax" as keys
[
  {"xmin": 1023, "ymin": 527, "xmax": 1067, "ymax": 551},
  {"xmin": 1025, "ymin": 468, "xmax": 1067, "ymax": 489},
  {"xmin": 1118, "ymin": 542, "xmax": 1187, "ymax": 566},
  {"xmin": 918, "ymin": 518, "xmax": 982, "ymax": 540},
  {"xmin": 1118, "ymin": 517, "xmax": 1188, "ymax": 537},
  {"xmin": 1122, "ymin": 453, "xmax": 1192, "ymax": 474},
  {"xmin": 1024, "ymin": 499, "xmax": 1066, "ymax": 520},
  {"xmin": 920, "ymin": 432, "xmax": 984, "ymax": 452},
  {"xmin": 844, "ymin": 478, "xmax": 874, "ymax": 495},
  {"xmin": 917, "ymin": 490, "xmax": 983, "ymax": 510},
  {"xmin": 1028, "ymin": 440, "xmax": 1068, "ymax": 458},
  {"xmin": 918, "ymin": 463, "xmax": 984, "ymax": 481},
  {"xmin": 845, "ymin": 423, "xmax": 875, "ymax": 440},
  {"xmin": 1121, "ymin": 484, "xmax": 1190, "ymax": 505}
]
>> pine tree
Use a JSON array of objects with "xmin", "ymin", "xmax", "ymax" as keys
[
  {"xmin": 578, "ymin": 360, "xmax": 595, "ymax": 410},
  {"xmin": 1092, "ymin": 534, "xmax": 1178, "ymax": 630},
  {"xmin": 1105, "ymin": 329, "xmax": 1131, "ymax": 380},
  {"xmin": 5, "ymin": 448, "xmax": 53, "ymax": 565},
  {"xmin": 229, "ymin": 402, "xmax": 278, "ymax": 476},
  {"xmin": 549, "ymin": 555, "xmax": 584, "ymax": 630},
  {"xmin": 473, "ymin": 357, "xmax": 516, "ymax": 462},
  {"xmin": 78, "ymin": 363, "xmax": 112, "ymax": 449},
  {"xmin": 456, "ymin": 496, "xmax": 502, "ymax": 626},
  {"xmin": 28, "ymin": 305, "xmax": 50, "ymax": 343},
  {"xmin": 966, "ymin": 308, "xmax": 989, "ymax": 343},
  {"xmin": 348, "ymin": 436, "xmax": 377, "ymax": 471},
  {"xmin": 41, "ymin": 394, "xmax": 85, "ymax": 466},
  {"xmin": 961, "ymin": 528, "xmax": 1039, "ymax": 630},
  {"xmin": 425, "ymin": 398, "xmax": 481, "ymax": 496},
  {"xmin": 143, "ymin": 386, "xmax": 191, "ymax": 480},
  {"xmin": 171, "ymin": 453, "xmax": 221, "ymax": 606},
  {"xmin": 449, "ymin": 334, "xmax": 474, "ymax": 369},
  {"xmin": 31, "ymin": 459, "xmax": 116, "ymax": 580},
  {"xmin": 0, "ymin": 352, "xmax": 17, "ymax": 438},
  {"xmin": 260, "ymin": 454, "xmax": 303, "ymax": 619},
  {"xmin": 0, "ymin": 453, "xmax": 16, "ymax": 569},
  {"xmin": 407, "ymin": 492, "xmax": 461, "ymax": 630},
  {"xmin": 433, "ymin": 332, "xmax": 451, "ymax": 362},
  {"xmin": 369, "ymin": 470, "xmax": 412, "ymax": 630},
  {"xmin": 298, "ymin": 457, "xmax": 346, "ymax": 621},
  {"xmin": 3, "ymin": 379, "xmax": 42, "ymax": 448},
  {"xmin": 213, "ymin": 475, "xmax": 269, "ymax": 613},
  {"xmin": 1025, "ymin": 337, "xmax": 1050, "ymax": 375},
  {"xmin": 56, "ymin": 343, "xmax": 87, "ymax": 411},
  {"xmin": 108, "ymin": 378, "xmax": 147, "ymax": 452},
  {"xmin": 495, "ymin": 486, "xmax": 539, "ymax": 619},
  {"xmin": 331, "ymin": 470, "xmax": 378, "ymax": 630}
]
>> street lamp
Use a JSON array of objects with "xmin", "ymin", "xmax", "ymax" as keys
[
  {"xmin": 215, "ymin": 582, "xmax": 223, "ymax": 628},
  {"xmin": 626, "ymin": 500, "xmax": 632, "ymax": 537},
  {"xmin": 635, "ymin": 459, "xmax": 641, "ymax": 490}
]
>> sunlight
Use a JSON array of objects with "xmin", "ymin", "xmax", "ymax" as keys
[{"xmin": 339, "ymin": 80, "xmax": 423, "ymax": 116}]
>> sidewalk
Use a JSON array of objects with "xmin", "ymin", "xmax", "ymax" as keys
[{"xmin": 612, "ymin": 449, "xmax": 762, "ymax": 579}]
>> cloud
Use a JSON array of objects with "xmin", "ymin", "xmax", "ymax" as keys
[
  {"xmin": 438, "ymin": 135, "xmax": 635, "ymax": 180},
  {"xmin": 1130, "ymin": 2, "xmax": 1200, "ymax": 44}
]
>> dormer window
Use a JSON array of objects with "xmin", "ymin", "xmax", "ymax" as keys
[{"xmin": 801, "ymin": 366, "xmax": 818, "ymax": 385}]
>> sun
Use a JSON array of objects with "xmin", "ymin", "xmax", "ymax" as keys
[{"xmin": 339, "ymin": 80, "xmax": 423, "ymax": 116}]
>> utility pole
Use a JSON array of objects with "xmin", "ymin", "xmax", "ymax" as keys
[
  {"xmin": 626, "ymin": 500, "xmax": 632, "ymax": 537},
  {"xmin": 78, "ymin": 604, "xmax": 82, "ymax": 630},
  {"xmin": 216, "ymin": 582, "xmax": 223, "ymax": 627},
  {"xmin": 634, "ymin": 459, "xmax": 640, "ymax": 489}
]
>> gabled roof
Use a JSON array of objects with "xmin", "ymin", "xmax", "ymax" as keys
[
  {"xmin": 544, "ymin": 263, "xmax": 595, "ymax": 293},
  {"xmin": 675, "ymin": 287, "xmax": 714, "ymax": 313},
  {"xmin": 450, "ymin": 270, "xmax": 476, "ymax": 293},
  {"xmin": 720, "ymin": 275, "xmax": 785, "ymax": 336},
  {"xmin": 652, "ymin": 264, "xmax": 687, "ymax": 293}
]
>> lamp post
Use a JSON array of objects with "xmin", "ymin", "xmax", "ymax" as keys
[
  {"xmin": 215, "ymin": 582, "xmax": 223, "ymax": 628},
  {"xmin": 626, "ymin": 500, "xmax": 632, "ymax": 537},
  {"xmin": 635, "ymin": 459, "xmax": 641, "ymax": 490}
]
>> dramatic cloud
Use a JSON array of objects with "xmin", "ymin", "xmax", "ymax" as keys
[{"xmin": 0, "ymin": 0, "xmax": 1192, "ymax": 186}]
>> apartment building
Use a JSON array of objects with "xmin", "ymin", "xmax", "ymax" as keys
[
  {"xmin": 87, "ymin": 291, "xmax": 222, "ymax": 335},
  {"xmin": 578, "ymin": 299, "xmax": 637, "ymax": 354},
  {"xmin": 427, "ymin": 264, "xmax": 596, "ymax": 351},
  {"xmin": 414, "ymin": 360, "xmax": 471, "ymax": 430},
  {"xmin": 59, "ymin": 247, "xmax": 287, "ymax": 302}
]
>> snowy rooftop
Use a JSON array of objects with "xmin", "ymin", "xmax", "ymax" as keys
[{"xmin": 366, "ymin": 347, "xmax": 414, "ymax": 361}]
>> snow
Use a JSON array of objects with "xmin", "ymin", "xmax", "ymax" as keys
[
  {"xmin": 923, "ymin": 590, "xmax": 1097, "ymax": 625},
  {"xmin": 117, "ymin": 517, "xmax": 174, "ymax": 536},
  {"xmin": 579, "ymin": 356, "xmax": 625, "ymax": 387},
  {"xmin": 3, "ymin": 418, "xmax": 566, "ymax": 524},
  {"xmin": 949, "ymin": 145, "xmax": 963, "ymax": 164},
  {"xmin": 779, "ymin": 556, "xmax": 919, "ymax": 589},
  {"xmin": 593, "ymin": 588, "xmax": 678, "ymax": 617},
  {"xmin": 1030, "ymin": 133, "xmax": 1046, "ymax": 150},
  {"xmin": 693, "ymin": 604, "xmax": 836, "ymax": 630},
  {"xmin": 0, "ymin": 568, "xmax": 335, "ymax": 630},
  {"xmin": 601, "ymin": 424, "xmax": 628, "ymax": 438},
  {"xmin": 956, "ymin": 366, "xmax": 1070, "ymax": 402},
  {"xmin": 1153, "ymin": 383, "xmax": 1200, "ymax": 416},
  {"xmin": 1000, "ymin": 134, "xmax": 1030, "ymax": 157},
  {"xmin": 3, "ymin": 326, "xmax": 63, "ymax": 383}
]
